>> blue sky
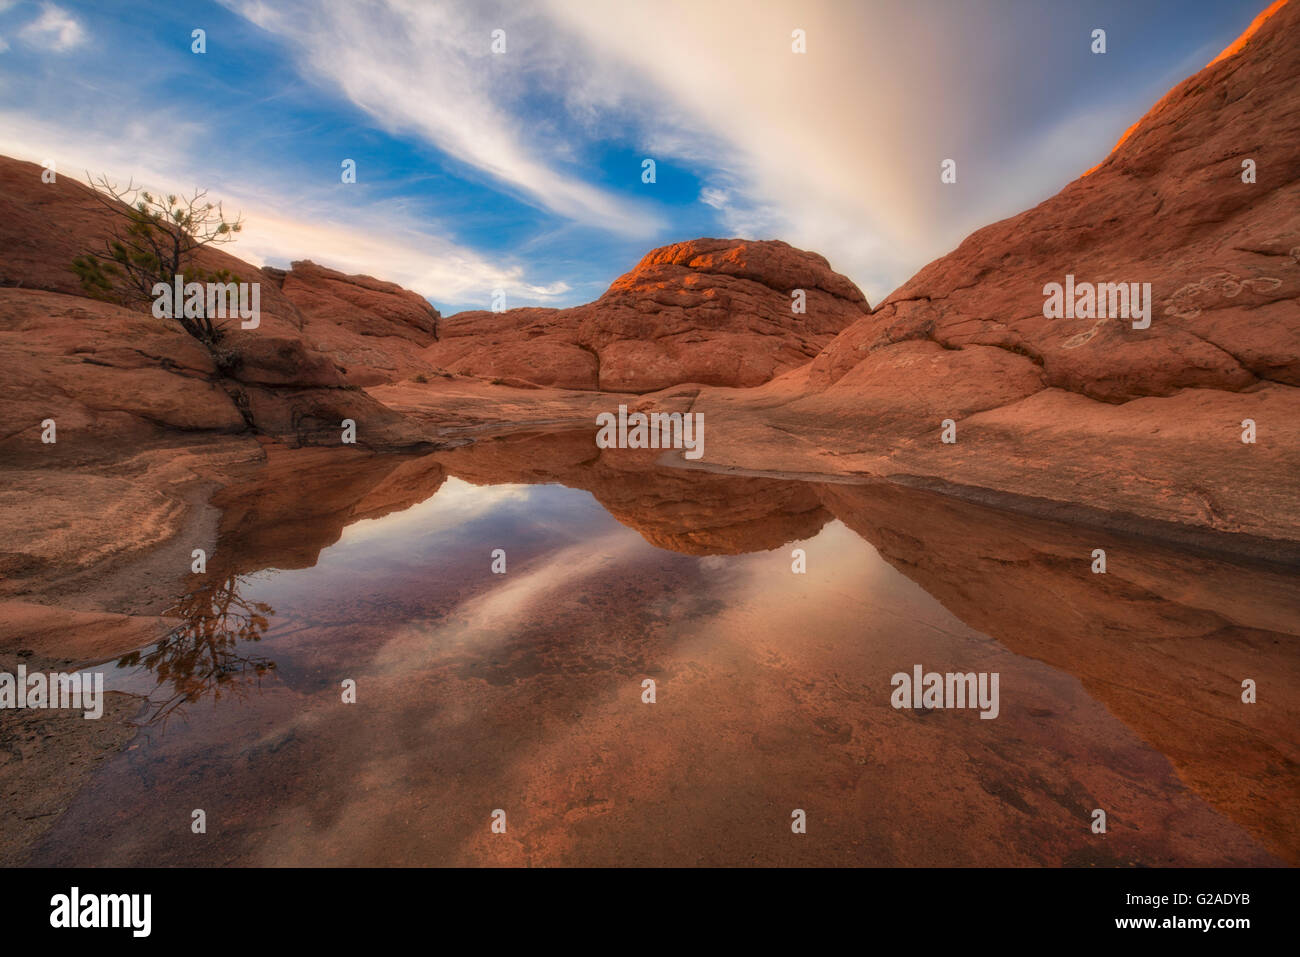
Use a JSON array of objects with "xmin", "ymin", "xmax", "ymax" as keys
[{"xmin": 0, "ymin": 0, "xmax": 1273, "ymax": 314}]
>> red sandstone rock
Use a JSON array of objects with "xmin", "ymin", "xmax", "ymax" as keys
[
  {"xmin": 690, "ymin": 1, "xmax": 1300, "ymax": 547},
  {"xmin": 223, "ymin": 333, "xmax": 347, "ymax": 388},
  {"xmin": 0, "ymin": 157, "xmax": 306, "ymax": 333},
  {"xmin": 0, "ymin": 288, "xmax": 247, "ymax": 450},
  {"xmin": 424, "ymin": 238, "xmax": 870, "ymax": 391},
  {"xmin": 809, "ymin": 2, "xmax": 1300, "ymax": 402},
  {"xmin": 0, "ymin": 158, "xmax": 444, "ymax": 388},
  {"xmin": 275, "ymin": 260, "xmax": 438, "ymax": 342},
  {"xmin": 269, "ymin": 260, "xmax": 443, "ymax": 386}
]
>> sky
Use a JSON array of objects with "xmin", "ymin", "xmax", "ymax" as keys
[{"xmin": 0, "ymin": 0, "xmax": 1273, "ymax": 314}]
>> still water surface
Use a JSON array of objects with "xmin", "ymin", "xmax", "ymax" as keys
[{"xmin": 29, "ymin": 432, "xmax": 1299, "ymax": 866}]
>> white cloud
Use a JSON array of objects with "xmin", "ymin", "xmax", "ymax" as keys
[
  {"xmin": 219, "ymin": 0, "xmax": 664, "ymax": 240},
  {"xmin": 699, "ymin": 187, "xmax": 729, "ymax": 210},
  {"xmin": 541, "ymin": 0, "xmax": 1168, "ymax": 303},
  {"xmin": 334, "ymin": 477, "xmax": 531, "ymax": 548},
  {"xmin": 19, "ymin": 3, "xmax": 85, "ymax": 52},
  {"xmin": 232, "ymin": 204, "xmax": 570, "ymax": 305}
]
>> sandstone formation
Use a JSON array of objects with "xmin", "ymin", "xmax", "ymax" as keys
[
  {"xmin": 809, "ymin": 4, "xmax": 1300, "ymax": 401},
  {"xmin": 0, "ymin": 156, "xmax": 445, "ymax": 449},
  {"xmin": 0, "ymin": 287, "xmax": 247, "ymax": 454},
  {"xmin": 689, "ymin": 0, "xmax": 1300, "ymax": 552},
  {"xmin": 268, "ymin": 260, "xmax": 441, "ymax": 387},
  {"xmin": 0, "ymin": 156, "xmax": 302, "ymax": 331},
  {"xmin": 424, "ymin": 238, "xmax": 869, "ymax": 391}
]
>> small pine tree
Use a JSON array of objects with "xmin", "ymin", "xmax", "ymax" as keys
[{"xmin": 72, "ymin": 174, "xmax": 245, "ymax": 345}]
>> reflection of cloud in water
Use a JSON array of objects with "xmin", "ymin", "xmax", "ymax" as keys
[
  {"xmin": 332, "ymin": 478, "xmax": 534, "ymax": 549},
  {"xmin": 371, "ymin": 528, "xmax": 641, "ymax": 675},
  {"xmin": 241, "ymin": 524, "xmax": 652, "ymax": 864},
  {"xmin": 34, "ymin": 441, "xmax": 1297, "ymax": 867}
]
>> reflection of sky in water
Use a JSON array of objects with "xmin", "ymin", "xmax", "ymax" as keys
[
  {"xmin": 100, "ymin": 475, "xmax": 884, "ymax": 699},
  {"xmin": 45, "ymin": 463, "xmax": 1291, "ymax": 867},
  {"xmin": 244, "ymin": 479, "xmax": 622, "ymax": 608},
  {"xmin": 98, "ymin": 479, "xmax": 619, "ymax": 691},
  {"xmin": 100, "ymin": 469, "xmax": 987, "ymax": 723}
]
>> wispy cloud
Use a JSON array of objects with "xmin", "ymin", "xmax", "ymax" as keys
[
  {"xmin": 219, "ymin": 0, "xmax": 665, "ymax": 239},
  {"xmin": 19, "ymin": 2, "xmax": 85, "ymax": 52},
  {"xmin": 699, "ymin": 187, "xmax": 729, "ymax": 210},
  {"xmin": 540, "ymin": 0, "xmax": 1241, "ymax": 302},
  {"xmin": 0, "ymin": 0, "xmax": 1267, "ymax": 310}
]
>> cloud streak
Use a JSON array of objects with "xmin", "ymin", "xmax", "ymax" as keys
[
  {"xmin": 541, "ymin": 0, "xmax": 1182, "ymax": 303},
  {"xmin": 220, "ymin": 0, "xmax": 665, "ymax": 239},
  {"xmin": 0, "ymin": 0, "xmax": 1267, "ymax": 310}
]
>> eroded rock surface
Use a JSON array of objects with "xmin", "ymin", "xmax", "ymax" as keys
[
  {"xmin": 690, "ymin": 1, "xmax": 1300, "ymax": 549},
  {"xmin": 425, "ymin": 238, "xmax": 869, "ymax": 391}
]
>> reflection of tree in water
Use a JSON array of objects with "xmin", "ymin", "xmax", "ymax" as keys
[{"xmin": 118, "ymin": 572, "xmax": 277, "ymax": 726}]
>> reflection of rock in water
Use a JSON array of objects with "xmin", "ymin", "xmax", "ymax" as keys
[
  {"xmin": 817, "ymin": 480, "xmax": 1300, "ymax": 864},
  {"xmin": 210, "ymin": 443, "xmax": 448, "ymax": 574},
  {"xmin": 122, "ymin": 572, "xmax": 275, "ymax": 726},
  {"xmin": 189, "ymin": 428, "xmax": 1299, "ymax": 861},
  {"xmin": 126, "ymin": 447, "xmax": 452, "ymax": 723},
  {"xmin": 434, "ymin": 429, "xmax": 832, "ymax": 554}
]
